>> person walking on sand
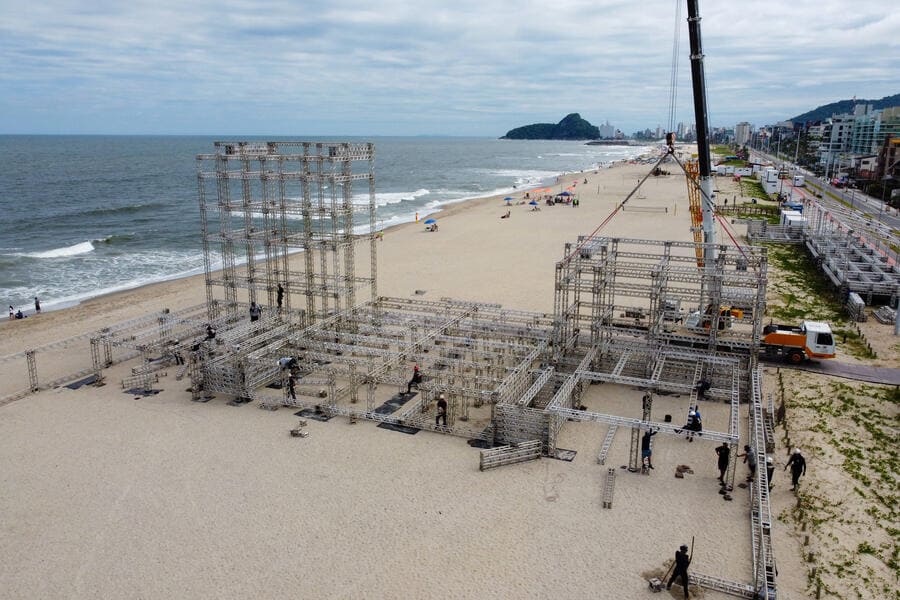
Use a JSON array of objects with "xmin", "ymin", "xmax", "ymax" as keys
[
  {"xmin": 715, "ymin": 442, "xmax": 730, "ymax": 485},
  {"xmin": 34, "ymin": 296, "xmax": 41, "ymax": 314},
  {"xmin": 785, "ymin": 448, "xmax": 806, "ymax": 491},
  {"xmin": 8, "ymin": 305, "xmax": 13, "ymax": 320},
  {"xmin": 667, "ymin": 543, "xmax": 691, "ymax": 599},
  {"xmin": 436, "ymin": 393, "xmax": 448, "ymax": 427},
  {"xmin": 249, "ymin": 301, "xmax": 261, "ymax": 322},
  {"xmin": 738, "ymin": 445, "xmax": 757, "ymax": 482}
]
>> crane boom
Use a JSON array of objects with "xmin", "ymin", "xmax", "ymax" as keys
[{"xmin": 686, "ymin": 0, "xmax": 716, "ymax": 264}]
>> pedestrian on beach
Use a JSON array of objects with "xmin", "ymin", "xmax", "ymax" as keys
[
  {"xmin": 715, "ymin": 442, "xmax": 730, "ymax": 485},
  {"xmin": 249, "ymin": 301, "xmax": 261, "ymax": 322},
  {"xmin": 766, "ymin": 456, "xmax": 775, "ymax": 490},
  {"xmin": 436, "ymin": 393, "xmax": 448, "ymax": 426},
  {"xmin": 407, "ymin": 364, "xmax": 422, "ymax": 394},
  {"xmin": 34, "ymin": 296, "xmax": 41, "ymax": 313},
  {"xmin": 288, "ymin": 374, "xmax": 296, "ymax": 401},
  {"xmin": 666, "ymin": 543, "xmax": 691, "ymax": 599},
  {"xmin": 276, "ymin": 284, "xmax": 284, "ymax": 310},
  {"xmin": 641, "ymin": 428, "xmax": 657, "ymax": 470},
  {"xmin": 8, "ymin": 305, "xmax": 13, "ymax": 320},
  {"xmin": 785, "ymin": 448, "xmax": 806, "ymax": 491},
  {"xmin": 738, "ymin": 445, "xmax": 757, "ymax": 482}
]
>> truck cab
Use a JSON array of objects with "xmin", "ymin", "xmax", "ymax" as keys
[{"xmin": 761, "ymin": 320, "xmax": 835, "ymax": 363}]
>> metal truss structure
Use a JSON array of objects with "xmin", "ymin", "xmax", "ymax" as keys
[
  {"xmin": 196, "ymin": 141, "xmax": 378, "ymax": 324},
  {"xmin": 5, "ymin": 140, "xmax": 781, "ymax": 599},
  {"xmin": 747, "ymin": 198, "xmax": 900, "ymax": 306}
]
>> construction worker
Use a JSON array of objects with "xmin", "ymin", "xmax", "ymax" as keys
[
  {"xmin": 766, "ymin": 456, "xmax": 775, "ymax": 490},
  {"xmin": 737, "ymin": 445, "xmax": 757, "ymax": 483},
  {"xmin": 641, "ymin": 428, "xmax": 658, "ymax": 470},
  {"xmin": 406, "ymin": 364, "xmax": 422, "ymax": 394},
  {"xmin": 667, "ymin": 543, "xmax": 691, "ymax": 599},
  {"xmin": 715, "ymin": 442, "xmax": 730, "ymax": 485},
  {"xmin": 436, "ymin": 394, "xmax": 448, "ymax": 426},
  {"xmin": 785, "ymin": 448, "xmax": 807, "ymax": 491}
]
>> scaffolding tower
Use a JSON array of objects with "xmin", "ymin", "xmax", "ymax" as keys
[{"xmin": 196, "ymin": 141, "xmax": 378, "ymax": 324}]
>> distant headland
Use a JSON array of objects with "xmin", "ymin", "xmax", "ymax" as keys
[{"xmin": 501, "ymin": 113, "xmax": 600, "ymax": 140}]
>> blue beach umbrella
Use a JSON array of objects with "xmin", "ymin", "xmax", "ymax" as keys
[
  {"xmin": 529, "ymin": 200, "xmax": 538, "ymax": 205},
  {"xmin": 424, "ymin": 218, "xmax": 437, "ymax": 224},
  {"xmin": 504, "ymin": 197, "xmax": 514, "ymax": 201}
]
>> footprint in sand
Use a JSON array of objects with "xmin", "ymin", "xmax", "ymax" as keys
[{"xmin": 543, "ymin": 463, "xmax": 566, "ymax": 502}]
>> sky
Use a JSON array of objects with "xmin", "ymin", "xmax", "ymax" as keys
[{"xmin": 0, "ymin": 0, "xmax": 897, "ymax": 136}]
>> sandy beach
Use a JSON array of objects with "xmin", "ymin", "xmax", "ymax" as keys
[{"xmin": 4, "ymin": 148, "xmax": 893, "ymax": 599}]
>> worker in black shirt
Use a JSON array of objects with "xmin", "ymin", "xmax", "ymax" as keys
[
  {"xmin": 436, "ymin": 394, "xmax": 448, "ymax": 426},
  {"xmin": 667, "ymin": 543, "xmax": 691, "ymax": 599},
  {"xmin": 785, "ymin": 448, "xmax": 807, "ymax": 491}
]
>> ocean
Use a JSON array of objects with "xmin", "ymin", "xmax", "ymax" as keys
[{"xmin": 0, "ymin": 135, "xmax": 650, "ymax": 313}]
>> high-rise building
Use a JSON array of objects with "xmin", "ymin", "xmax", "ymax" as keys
[
  {"xmin": 735, "ymin": 122, "xmax": 752, "ymax": 146},
  {"xmin": 598, "ymin": 120, "xmax": 616, "ymax": 139}
]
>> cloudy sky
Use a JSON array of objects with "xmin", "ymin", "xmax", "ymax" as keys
[{"xmin": 0, "ymin": 0, "xmax": 896, "ymax": 136}]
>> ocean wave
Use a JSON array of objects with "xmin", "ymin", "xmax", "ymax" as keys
[
  {"xmin": 81, "ymin": 202, "xmax": 168, "ymax": 218},
  {"xmin": 352, "ymin": 188, "xmax": 430, "ymax": 206},
  {"xmin": 14, "ymin": 241, "xmax": 95, "ymax": 258}
]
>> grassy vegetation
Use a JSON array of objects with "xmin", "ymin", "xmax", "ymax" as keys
[
  {"xmin": 712, "ymin": 144, "xmax": 732, "ymax": 156},
  {"xmin": 740, "ymin": 178, "xmax": 774, "ymax": 203},
  {"xmin": 781, "ymin": 381, "xmax": 900, "ymax": 599}
]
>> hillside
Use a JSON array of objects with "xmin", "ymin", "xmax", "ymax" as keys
[
  {"xmin": 790, "ymin": 92, "xmax": 900, "ymax": 123},
  {"xmin": 502, "ymin": 113, "xmax": 600, "ymax": 140}
]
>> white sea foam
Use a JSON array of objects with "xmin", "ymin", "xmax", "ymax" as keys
[
  {"xmin": 353, "ymin": 188, "xmax": 430, "ymax": 206},
  {"xmin": 17, "ymin": 241, "xmax": 95, "ymax": 258}
]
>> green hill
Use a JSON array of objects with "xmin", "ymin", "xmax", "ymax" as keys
[
  {"xmin": 502, "ymin": 113, "xmax": 600, "ymax": 140},
  {"xmin": 790, "ymin": 93, "xmax": 900, "ymax": 123}
]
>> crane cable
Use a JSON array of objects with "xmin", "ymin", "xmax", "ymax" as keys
[
  {"xmin": 560, "ymin": 149, "xmax": 672, "ymax": 265},
  {"xmin": 667, "ymin": 0, "xmax": 682, "ymax": 134}
]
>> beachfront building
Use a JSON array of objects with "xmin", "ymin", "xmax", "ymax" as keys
[{"xmin": 816, "ymin": 105, "xmax": 900, "ymax": 179}]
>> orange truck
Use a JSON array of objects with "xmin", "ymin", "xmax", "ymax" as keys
[{"xmin": 761, "ymin": 321, "xmax": 836, "ymax": 363}]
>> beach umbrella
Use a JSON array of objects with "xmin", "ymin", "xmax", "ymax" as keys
[
  {"xmin": 504, "ymin": 196, "xmax": 514, "ymax": 201},
  {"xmin": 424, "ymin": 218, "xmax": 437, "ymax": 224},
  {"xmin": 529, "ymin": 200, "xmax": 538, "ymax": 205},
  {"xmin": 560, "ymin": 191, "xmax": 571, "ymax": 197}
]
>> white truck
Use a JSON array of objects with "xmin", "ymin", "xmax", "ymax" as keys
[{"xmin": 792, "ymin": 174, "xmax": 805, "ymax": 187}]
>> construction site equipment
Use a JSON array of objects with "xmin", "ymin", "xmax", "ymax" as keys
[
  {"xmin": 761, "ymin": 321, "xmax": 836, "ymax": 363},
  {"xmin": 597, "ymin": 425, "xmax": 618, "ymax": 465},
  {"xmin": 479, "ymin": 440, "xmax": 542, "ymax": 471},
  {"xmin": 601, "ymin": 467, "xmax": 616, "ymax": 509}
]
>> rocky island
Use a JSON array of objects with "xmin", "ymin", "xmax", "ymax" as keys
[{"xmin": 501, "ymin": 113, "xmax": 600, "ymax": 140}]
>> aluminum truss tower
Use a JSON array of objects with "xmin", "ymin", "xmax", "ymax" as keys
[{"xmin": 197, "ymin": 141, "xmax": 378, "ymax": 324}]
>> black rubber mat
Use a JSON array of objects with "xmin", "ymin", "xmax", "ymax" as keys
[
  {"xmin": 65, "ymin": 375, "xmax": 98, "ymax": 389},
  {"xmin": 294, "ymin": 408, "xmax": 332, "ymax": 422},
  {"xmin": 372, "ymin": 391, "xmax": 416, "ymax": 415},
  {"xmin": 376, "ymin": 422, "xmax": 419, "ymax": 435}
]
